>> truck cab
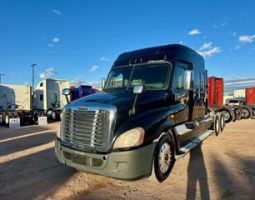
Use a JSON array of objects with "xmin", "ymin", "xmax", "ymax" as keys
[{"xmin": 55, "ymin": 44, "xmax": 223, "ymax": 182}]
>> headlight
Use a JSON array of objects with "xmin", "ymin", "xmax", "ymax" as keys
[{"xmin": 113, "ymin": 127, "xmax": 145, "ymax": 149}]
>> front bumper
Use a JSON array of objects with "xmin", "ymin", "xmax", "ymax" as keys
[{"xmin": 55, "ymin": 139, "xmax": 156, "ymax": 180}]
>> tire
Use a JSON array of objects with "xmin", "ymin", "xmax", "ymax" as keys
[
  {"xmin": 151, "ymin": 134, "xmax": 175, "ymax": 182},
  {"xmin": 251, "ymin": 107, "xmax": 255, "ymax": 119},
  {"xmin": 218, "ymin": 113, "xmax": 225, "ymax": 132},
  {"xmin": 235, "ymin": 107, "xmax": 242, "ymax": 120},
  {"xmin": 0, "ymin": 113, "xmax": 3, "ymax": 125},
  {"xmin": 47, "ymin": 110, "xmax": 52, "ymax": 118},
  {"xmin": 51, "ymin": 110, "xmax": 60, "ymax": 121},
  {"xmin": 51, "ymin": 110, "xmax": 57, "ymax": 120},
  {"xmin": 1, "ymin": 112, "xmax": 6, "ymax": 125},
  {"xmin": 5, "ymin": 113, "xmax": 10, "ymax": 126},
  {"xmin": 210, "ymin": 115, "xmax": 220, "ymax": 136},
  {"xmin": 220, "ymin": 108, "xmax": 232, "ymax": 123},
  {"xmin": 32, "ymin": 113, "xmax": 39, "ymax": 124},
  {"xmin": 241, "ymin": 106, "xmax": 252, "ymax": 119}
]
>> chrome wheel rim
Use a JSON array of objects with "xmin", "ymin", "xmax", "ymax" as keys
[
  {"xmin": 158, "ymin": 142, "xmax": 171, "ymax": 174},
  {"xmin": 5, "ymin": 115, "xmax": 9, "ymax": 124},
  {"xmin": 220, "ymin": 117, "xmax": 224, "ymax": 129},
  {"xmin": 222, "ymin": 111, "xmax": 230, "ymax": 121},
  {"xmin": 216, "ymin": 119, "xmax": 219, "ymax": 132},
  {"xmin": 52, "ymin": 111, "xmax": 56, "ymax": 119},
  {"xmin": 242, "ymin": 110, "xmax": 249, "ymax": 118}
]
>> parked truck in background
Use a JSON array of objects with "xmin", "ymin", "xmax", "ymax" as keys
[
  {"xmin": 33, "ymin": 79, "xmax": 70, "ymax": 121},
  {"xmin": 34, "ymin": 79, "xmax": 97, "ymax": 121},
  {"xmin": 0, "ymin": 78, "xmax": 97, "ymax": 126},
  {"xmin": 55, "ymin": 44, "xmax": 226, "ymax": 182},
  {"xmin": 69, "ymin": 85, "xmax": 96, "ymax": 101},
  {"xmin": 245, "ymin": 87, "xmax": 255, "ymax": 118},
  {"xmin": 50, "ymin": 84, "xmax": 97, "ymax": 120},
  {"xmin": 225, "ymin": 87, "xmax": 255, "ymax": 119},
  {"xmin": 0, "ymin": 84, "xmax": 44, "ymax": 126},
  {"xmin": 207, "ymin": 76, "xmax": 241, "ymax": 123}
]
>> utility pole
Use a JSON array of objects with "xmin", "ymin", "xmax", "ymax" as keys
[
  {"xmin": 30, "ymin": 64, "xmax": 37, "ymax": 92},
  {"xmin": 0, "ymin": 73, "xmax": 5, "ymax": 84}
]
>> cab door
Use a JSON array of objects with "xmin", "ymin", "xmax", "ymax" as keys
[{"xmin": 172, "ymin": 61, "xmax": 191, "ymax": 124}]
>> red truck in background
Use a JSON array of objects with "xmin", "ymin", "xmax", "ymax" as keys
[
  {"xmin": 246, "ymin": 87, "xmax": 255, "ymax": 105},
  {"xmin": 207, "ymin": 77, "xmax": 223, "ymax": 108},
  {"xmin": 245, "ymin": 87, "xmax": 255, "ymax": 117},
  {"xmin": 207, "ymin": 76, "xmax": 241, "ymax": 123}
]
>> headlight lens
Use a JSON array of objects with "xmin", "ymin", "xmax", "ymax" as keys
[{"xmin": 113, "ymin": 127, "xmax": 145, "ymax": 149}]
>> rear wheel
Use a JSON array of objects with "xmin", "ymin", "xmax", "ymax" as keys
[
  {"xmin": 235, "ymin": 108, "xmax": 242, "ymax": 120},
  {"xmin": 218, "ymin": 113, "xmax": 225, "ymax": 132},
  {"xmin": 5, "ymin": 114, "xmax": 10, "ymax": 126},
  {"xmin": 0, "ymin": 113, "xmax": 3, "ymax": 125},
  {"xmin": 210, "ymin": 115, "xmax": 220, "ymax": 136},
  {"xmin": 151, "ymin": 134, "xmax": 175, "ymax": 182},
  {"xmin": 251, "ymin": 107, "xmax": 255, "ymax": 119},
  {"xmin": 241, "ymin": 106, "xmax": 252, "ymax": 119},
  {"xmin": 52, "ymin": 110, "xmax": 61, "ymax": 121},
  {"xmin": 219, "ymin": 108, "xmax": 232, "ymax": 123},
  {"xmin": 51, "ymin": 110, "xmax": 57, "ymax": 120}
]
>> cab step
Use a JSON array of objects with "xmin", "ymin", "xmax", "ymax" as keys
[{"xmin": 175, "ymin": 129, "xmax": 214, "ymax": 159}]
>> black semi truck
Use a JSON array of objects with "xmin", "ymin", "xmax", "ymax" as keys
[{"xmin": 55, "ymin": 44, "xmax": 225, "ymax": 182}]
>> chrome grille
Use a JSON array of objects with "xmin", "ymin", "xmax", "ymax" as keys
[{"xmin": 61, "ymin": 105, "xmax": 116, "ymax": 152}]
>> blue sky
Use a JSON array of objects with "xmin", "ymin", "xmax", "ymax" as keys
[{"xmin": 0, "ymin": 0, "xmax": 255, "ymax": 91}]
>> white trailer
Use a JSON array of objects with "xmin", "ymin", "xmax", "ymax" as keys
[
  {"xmin": 0, "ymin": 79, "xmax": 70, "ymax": 126},
  {"xmin": 0, "ymin": 84, "xmax": 32, "ymax": 110},
  {"xmin": 33, "ymin": 79, "xmax": 70, "ymax": 120},
  {"xmin": 0, "ymin": 84, "xmax": 42, "ymax": 126},
  {"xmin": 233, "ymin": 89, "xmax": 245, "ymax": 98}
]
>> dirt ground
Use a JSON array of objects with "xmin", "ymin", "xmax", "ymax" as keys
[{"xmin": 0, "ymin": 119, "xmax": 254, "ymax": 200}]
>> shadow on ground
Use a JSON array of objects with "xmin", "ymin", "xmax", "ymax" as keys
[
  {"xmin": 186, "ymin": 143, "xmax": 210, "ymax": 200},
  {"xmin": 0, "ymin": 147, "xmax": 76, "ymax": 200},
  {"xmin": 0, "ymin": 125, "xmax": 53, "ymax": 140}
]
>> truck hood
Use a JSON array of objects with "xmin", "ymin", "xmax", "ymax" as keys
[
  {"xmin": 69, "ymin": 90, "xmax": 169, "ymax": 113},
  {"xmin": 69, "ymin": 91, "xmax": 131, "ymax": 108},
  {"xmin": 66, "ymin": 90, "xmax": 170, "ymax": 130}
]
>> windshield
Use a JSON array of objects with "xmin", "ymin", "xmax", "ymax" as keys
[{"xmin": 104, "ymin": 63, "xmax": 170, "ymax": 90}]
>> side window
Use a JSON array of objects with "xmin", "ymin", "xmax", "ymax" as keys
[
  {"xmin": 175, "ymin": 66, "xmax": 185, "ymax": 90},
  {"xmin": 40, "ymin": 94, "xmax": 43, "ymax": 101},
  {"xmin": 110, "ymin": 73, "xmax": 124, "ymax": 88}
]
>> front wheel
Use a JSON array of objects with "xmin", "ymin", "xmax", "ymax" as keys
[{"xmin": 151, "ymin": 134, "xmax": 175, "ymax": 182}]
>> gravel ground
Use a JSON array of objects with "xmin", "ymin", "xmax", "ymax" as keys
[{"xmin": 0, "ymin": 119, "xmax": 254, "ymax": 200}]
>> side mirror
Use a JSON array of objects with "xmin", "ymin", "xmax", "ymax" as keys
[
  {"xmin": 184, "ymin": 70, "xmax": 192, "ymax": 90},
  {"xmin": 133, "ymin": 85, "xmax": 144, "ymax": 95},
  {"xmin": 130, "ymin": 85, "xmax": 144, "ymax": 116},
  {"xmin": 62, "ymin": 88, "xmax": 71, "ymax": 96},
  {"xmin": 101, "ymin": 78, "xmax": 105, "ymax": 89}
]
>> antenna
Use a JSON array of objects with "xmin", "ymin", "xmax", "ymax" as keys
[
  {"xmin": 30, "ymin": 64, "xmax": 37, "ymax": 92},
  {"xmin": 0, "ymin": 73, "xmax": 5, "ymax": 84}
]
